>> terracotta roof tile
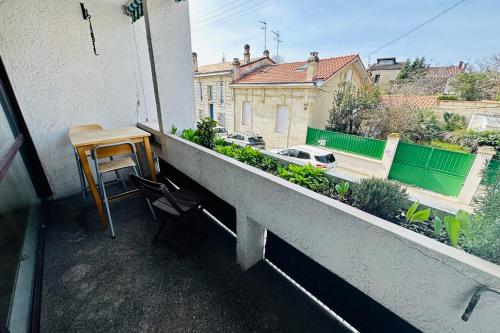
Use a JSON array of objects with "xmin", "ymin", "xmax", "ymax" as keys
[
  {"xmin": 234, "ymin": 54, "xmax": 359, "ymax": 84},
  {"xmin": 196, "ymin": 62, "xmax": 233, "ymax": 74},
  {"xmin": 381, "ymin": 95, "xmax": 439, "ymax": 110},
  {"xmin": 426, "ymin": 66, "xmax": 463, "ymax": 78}
]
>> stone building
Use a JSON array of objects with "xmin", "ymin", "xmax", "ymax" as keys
[
  {"xmin": 192, "ymin": 45, "xmax": 273, "ymax": 132},
  {"xmin": 230, "ymin": 53, "xmax": 371, "ymax": 149}
]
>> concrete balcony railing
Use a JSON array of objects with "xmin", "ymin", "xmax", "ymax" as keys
[{"xmin": 138, "ymin": 122, "xmax": 500, "ymax": 333}]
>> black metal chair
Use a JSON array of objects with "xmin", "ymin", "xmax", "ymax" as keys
[{"xmin": 129, "ymin": 173, "xmax": 205, "ymax": 258}]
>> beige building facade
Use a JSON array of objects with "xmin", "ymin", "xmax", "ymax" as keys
[
  {"xmin": 231, "ymin": 54, "xmax": 370, "ymax": 149},
  {"xmin": 192, "ymin": 45, "xmax": 273, "ymax": 133}
]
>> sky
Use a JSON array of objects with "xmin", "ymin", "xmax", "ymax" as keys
[{"xmin": 189, "ymin": 0, "xmax": 500, "ymax": 67}]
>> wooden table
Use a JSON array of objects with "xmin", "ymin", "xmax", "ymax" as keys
[{"xmin": 69, "ymin": 126, "xmax": 157, "ymax": 229}]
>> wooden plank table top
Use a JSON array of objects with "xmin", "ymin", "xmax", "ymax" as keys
[
  {"xmin": 69, "ymin": 126, "xmax": 151, "ymax": 147},
  {"xmin": 69, "ymin": 125, "xmax": 156, "ymax": 234}
]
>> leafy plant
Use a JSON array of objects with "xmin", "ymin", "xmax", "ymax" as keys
[
  {"xmin": 396, "ymin": 57, "xmax": 429, "ymax": 81},
  {"xmin": 433, "ymin": 215, "xmax": 443, "ymax": 236},
  {"xmin": 277, "ymin": 164, "xmax": 330, "ymax": 192},
  {"xmin": 259, "ymin": 157, "xmax": 278, "ymax": 173},
  {"xmin": 452, "ymin": 72, "xmax": 495, "ymax": 101},
  {"xmin": 234, "ymin": 145, "xmax": 262, "ymax": 166},
  {"xmin": 214, "ymin": 144, "xmax": 238, "ymax": 158},
  {"xmin": 443, "ymin": 112, "xmax": 466, "ymax": 131},
  {"xmin": 428, "ymin": 140, "xmax": 470, "ymax": 153},
  {"xmin": 213, "ymin": 136, "xmax": 226, "ymax": 147},
  {"xmin": 170, "ymin": 124, "xmax": 178, "ymax": 135},
  {"xmin": 351, "ymin": 178, "xmax": 408, "ymax": 220},
  {"xmin": 326, "ymin": 80, "xmax": 381, "ymax": 135},
  {"xmin": 335, "ymin": 182, "xmax": 350, "ymax": 200},
  {"xmin": 437, "ymin": 95, "xmax": 458, "ymax": 101},
  {"xmin": 405, "ymin": 201, "xmax": 430, "ymax": 223},
  {"xmin": 197, "ymin": 116, "xmax": 217, "ymax": 148},
  {"xmin": 180, "ymin": 128, "xmax": 200, "ymax": 144},
  {"xmin": 443, "ymin": 210, "xmax": 471, "ymax": 247}
]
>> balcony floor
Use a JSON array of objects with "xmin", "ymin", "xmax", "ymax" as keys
[{"xmin": 41, "ymin": 191, "xmax": 348, "ymax": 332}]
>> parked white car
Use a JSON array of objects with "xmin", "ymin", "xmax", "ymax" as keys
[
  {"xmin": 226, "ymin": 132, "xmax": 266, "ymax": 149},
  {"xmin": 271, "ymin": 145, "xmax": 336, "ymax": 169},
  {"xmin": 214, "ymin": 126, "xmax": 228, "ymax": 138}
]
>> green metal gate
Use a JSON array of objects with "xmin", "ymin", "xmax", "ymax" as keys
[{"xmin": 388, "ymin": 142, "xmax": 475, "ymax": 197}]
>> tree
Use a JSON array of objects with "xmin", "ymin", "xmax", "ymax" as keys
[
  {"xmin": 396, "ymin": 57, "xmax": 429, "ymax": 81},
  {"xmin": 452, "ymin": 72, "xmax": 495, "ymax": 101},
  {"xmin": 326, "ymin": 81, "xmax": 381, "ymax": 135}
]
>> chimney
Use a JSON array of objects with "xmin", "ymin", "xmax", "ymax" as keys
[
  {"xmin": 263, "ymin": 50, "xmax": 270, "ymax": 58},
  {"xmin": 192, "ymin": 52, "xmax": 198, "ymax": 72},
  {"xmin": 243, "ymin": 44, "xmax": 251, "ymax": 64},
  {"xmin": 232, "ymin": 58, "xmax": 241, "ymax": 81},
  {"xmin": 458, "ymin": 61, "xmax": 464, "ymax": 69},
  {"xmin": 306, "ymin": 52, "xmax": 319, "ymax": 81}
]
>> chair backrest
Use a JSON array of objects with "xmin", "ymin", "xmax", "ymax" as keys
[
  {"xmin": 91, "ymin": 141, "xmax": 136, "ymax": 160},
  {"xmin": 69, "ymin": 124, "xmax": 103, "ymax": 134},
  {"xmin": 129, "ymin": 173, "xmax": 188, "ymax": 216}
]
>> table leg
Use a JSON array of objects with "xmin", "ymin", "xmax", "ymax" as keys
[
  {"xmin": 76, "ymin": 146, "xmax": 108, "ymax": 230},
  {"xmin": 143, "ymin": 137, "xmax": 157, "ymax": 181}
]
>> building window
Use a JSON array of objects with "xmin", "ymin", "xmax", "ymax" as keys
[
  {"xmin": 199, "ymin": 83, "xmax": 203, "ymax": 101},
  {"xmin": 275, "ymin": 105, "xmax": 288, "ymax": 133},
  {"xmin": 218, "ymin": 82, "xmax": 224, "ymax": 105},
  {"xmin": 346, "ymin": 69, "xmax": 353, "ymax": 82},
  {"xmin": 208, "ymin": 85, "xmax": 214, "ymax": 101},
  {"xmin": 374, "ymin": 74, "xmax": 381, "ymax": 83},
  {"xmin": 242, "ymin": 102, "xmax": 252, "ymax": 126}
]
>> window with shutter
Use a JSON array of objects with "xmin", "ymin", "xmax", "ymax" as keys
[
  {"xmin": 242, "ymin": 102, "xmax": 251, "ymax": 126},
  {"xmin": 275, "ymin": 105, "xmax": 288, "ymax": 133}
]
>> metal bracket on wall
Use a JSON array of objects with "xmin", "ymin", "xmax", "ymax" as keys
[
  {"xmin": 80, "ymin": 2, "xmax": 99, "ymax": 56},
  {"xmin": 462, "ymin": 286, "xmax": 500, "ymax": 321}
]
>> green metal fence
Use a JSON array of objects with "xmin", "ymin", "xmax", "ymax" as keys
[
  {"xmin": 481, "ymin": 159, "xmax": 500, "ymax": 186},
  {"xmin": 305, "ymin": 128, "xmax": 386, "ymax": 160},
  {"xmin": 388, "ymin": 142, "xmax": 475, "ymax": 197}
]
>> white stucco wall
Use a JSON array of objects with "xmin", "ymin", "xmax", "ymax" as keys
[
  {"xmin": 0, "ymin": 0, "xmax": 153, "ymax": 198},
  {"xmin": 158, "ymin": 132, "xmax": 500, "ymax": 333},
  {"xmin": 144, "ymin": 0, "xmax": 196, "ymax": 133}
]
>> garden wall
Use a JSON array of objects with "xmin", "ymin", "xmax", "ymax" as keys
[
  {"xmin": 432, "ymin": 100, "xmax": 500, "ymax": 124},
  {"xmin": 157, "ymin": 131, "xmax": 500, "ymax": 333}
]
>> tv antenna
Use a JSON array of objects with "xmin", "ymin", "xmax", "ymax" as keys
[
  {"xmin": 258, "ymin": 20, "xmax": 267, "ymax": 50},
  {"xmin": 271, "ymin": 30, "xmax": 283, "ymax": 59}
]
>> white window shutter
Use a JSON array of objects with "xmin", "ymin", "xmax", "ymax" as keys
[
  {"xmin": 243, "ymin": 102, "xmax": 251, "ymax": 126},
  {"xmin": 276, "ymin": 106, "xmax": 288, "ymax": 133}
]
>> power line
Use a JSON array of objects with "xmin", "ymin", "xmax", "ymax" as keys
[
  {"xmin": 191, "ymin": 0, "xmax": 242, "ymax": 21},
  {"xmin": 259, "ymin": 20, "xmax": 267, "ymax": 50},
  {"xmin": 192, "ymin": 0, "xmax": 260, "ymax": 25},
  {"xmin": 363, "ymin": 0, "xmax": 466, "ymax": 59},
  {"xmin": 193, "ymin": 0, "xmax": 274, "ymax": 30}
]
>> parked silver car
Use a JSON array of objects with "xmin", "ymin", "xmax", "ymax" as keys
[{"xmin": 226, "ymin": 132, "xmax": 266, "ymax": 149}]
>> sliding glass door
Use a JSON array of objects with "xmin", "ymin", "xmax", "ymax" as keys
[{"xmin": 0, "ymin": 59, "xmax": 47, "ymax": 332}]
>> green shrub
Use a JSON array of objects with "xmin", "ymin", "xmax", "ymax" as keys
[
  {"xmin": 452, "ymin": 72, "xmax": 495, "ymax": 101},
  {"xmin": 428, "ymin": 140, "xmax": 470, "ymax": 153},
  {"xmin": 351, "ymin": 178, "xmax": 408, "ymax": 220},
  {"xmin": 170, "ymin": 124, "xmax": 178, "ymax": 135},
  {"xmin": 466, "ymin": 166, "xmax": 500, "ymax": 263},
  {"xmin": 197, "ymin": 117, "xmax": 217, "ymax": 148},
  {"xmin": 443, "ymin": 112, "xmax": 465, "ymax": 131},
  {"xmin": 214, "ymin": 144, "xmax": 239, "ymax": 158},
  {"xmin": 438, "ymin": 95, "xmax": 458, "ymax": 101},
  {"xmin": 444, "ymin": 129, "xmax": 500, "ymax": 154},
  {"xmin": 277, "ymin": 164, "xmax": 330, "ymax": 192},
  {"xmin": 180, "ymin": 128, "xmax": 200, "ymax": 144},
  {"xmin": 259, "ymin": 157, "xmax": 278, "ymax": 173},
  {"xmin": 214, "ymin": 144, "xmax": 278, "ymax": 173}
]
